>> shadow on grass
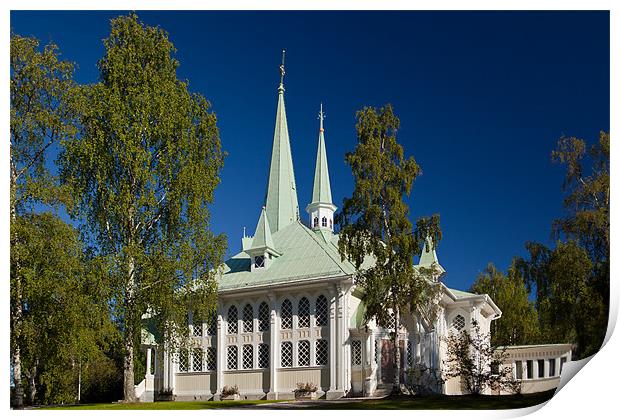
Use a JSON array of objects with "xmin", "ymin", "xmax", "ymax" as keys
[{"xmin": 44, "ymin": 400, "xmax": 283, "ymax": 410}]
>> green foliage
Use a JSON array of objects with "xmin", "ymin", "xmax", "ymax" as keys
[
  {"xmin": 470, "ymin": 263, "xmax": 539, "ymax": 347},
  {"xmin": 58, "ymin": 13, "xmax": 226, "ymax": 400},
  {"xmin": 444, "ymin": 321, "xmax": 521, "ymax": 396},
  {"xmin": 11, "ymin": 212, "xmax": 120, "ymax": 405},
  {"xmin": 338, "ymin": 104, "xmax": 442, "ymax": 390}
]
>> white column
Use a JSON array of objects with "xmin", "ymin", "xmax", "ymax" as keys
[
  {"xmin": 544, "ymin": 359, "xmax": 549, "ymax": 378},
  {"xmin": 329, "ymin": 285, "xmax": 337, "ymax": 391},
  {"xmin": 336, "ymin": 284, "xmax": 345, "ymax": 391},
  {"xmin": 146, "ymin": 347, "xmax": 152, "ymax": 376},
  {"xmin": 216, "ymin": 311, "xmax": 224, "ymax": 395},
  {"xmin": 162, "ymin": 349, "xmax": 169, "ymax": 391},
  {"xmin": 268, "ymin": 294, "xmax": 278, "ymax": 399}
]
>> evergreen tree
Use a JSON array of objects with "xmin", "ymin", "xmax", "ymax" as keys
[
  {"xmin": 10, "ymin": 33, "xmax": 81, "ymax": 407},
  {"xmin": 338, "ymin": 104, "xmax": 442, "ymax": 393},
  {"xmin": 470, "ymin": 262, "xmax": 539, "ymax": 347},
  {"xmin": 59, "ymin": 13, "xmax": 226, "ymax": 401}
]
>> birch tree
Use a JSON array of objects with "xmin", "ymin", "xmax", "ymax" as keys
[{"xmin": 59, "ymin": 13, "xmax": 226, "ymax": 401}]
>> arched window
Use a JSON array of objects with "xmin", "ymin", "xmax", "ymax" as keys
[
  {"xmin": 329, "ymin": 219, "xmax": 333, "ymax": 229},
  {"xmin": 243, "ymin": 304, "xmax": 253, "ymax": 333},
  {"xmin": 321, "ymin": 217, "xmax": 327, "ymax": 227},
  {"xmin": 351, "ymin": 340, "xmax": 362, "ymax": 366},
  {"xmin": 227, "ymin": 306, "xmax": 238, "ymax": 334},
  {"xmin": 258, "ymin": 302, "xmax": 270, "ymax": 331},
  {"xmin": 313, "ymin": 217, "xmax": 319, "ymax": 227},
  {"xmin": 298, "ymin": 340, "xmax": 310, "ymax": 366},
  {"xmin": 452, "ymin": 314, "xmax": 465, "ymax": 331},
  {"xmin": 315, "ymin": 295, "xmax": 328, "ymax": 326},
  {"xmin": 298, "ymin": 297, "xmax": 310, "ymax": 328},
  {"xmin": 281, "ymin": 299, "xmax": 292, "ymax": 329}
]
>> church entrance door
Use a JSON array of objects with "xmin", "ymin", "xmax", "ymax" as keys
[{"xmin": 380, "ymin": 339, "xmax": 406, "ymax": 384}]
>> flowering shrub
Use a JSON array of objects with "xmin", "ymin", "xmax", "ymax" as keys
[{"xmin": 221, "ymin": 385, "xmax": 239, "ymax": 397}]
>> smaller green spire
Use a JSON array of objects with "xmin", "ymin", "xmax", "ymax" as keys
[
  {"xmin": 250, "ymin": 206, "xmax": 276, "ymax": 251},
  {"xmin": 311, "ymin": 103, "xmax": 333, "ymax": 205}
]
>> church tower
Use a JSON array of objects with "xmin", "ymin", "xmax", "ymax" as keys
[
  {"xmin": 263, "ymin": 50, "xmax": 300, "ymax": 234},
  {"xmin": 306, "ymin": 103, "xmax": 337, "ymax": 232}
]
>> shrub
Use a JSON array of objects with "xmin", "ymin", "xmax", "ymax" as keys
[{"xmin": 221, "ymin": 385, "xmax": 239, "ymax": 397}]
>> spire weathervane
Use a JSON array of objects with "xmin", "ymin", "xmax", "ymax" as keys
[
  {"xmin": 318, "ymin": 103, "xmax": 325, "ymax": 132},
  {"xmin": 279, "ymin": 49, "xmax": 286, "ymax": 88}
]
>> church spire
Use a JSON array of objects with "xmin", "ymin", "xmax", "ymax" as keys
[
  {"xmin": 306, "ymin": 103, "xmax": 337, "ymax": 232},
  {"xmin": 264, "ymin": 49, "xmax": 299, "ymax": 233}
]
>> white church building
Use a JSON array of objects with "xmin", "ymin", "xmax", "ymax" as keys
[{"xmin": 137, "ymin": 59, "xmax": 571, "ymax": 402}]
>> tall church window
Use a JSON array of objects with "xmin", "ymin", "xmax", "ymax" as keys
[
  {"xmin": 178, "ymin": 349, "xmax": 189, "ymax": 372},
  {"xmin": 258, "ymin": 344, "xmax": 269, "ymax": 369},
  {"xmin": 315, "ymin": 295, "xmax": 328, "ymax": 326},
  {"xmin": 281, "ymin": 299, "xmax": 292, "ymax": 329},
  {"xmin": 227, "ymin": 306, "xmax": 238, "ymax": 334},
  {"xmin": 258, "ymin": 302, "xmax": 270, "ymax": 331},
  {"xmin": 192, "ymin": 348, "xmax": 203, "ymax": 372},
  {"xmin": 227, "ymin": 346, "xmax": 238, "ymax": 370},
  {"xmin": 281, "ymin": 342, "xmax": 293, "ymax": 367},
  {"xmin": 316, "ymin": 339, "xmax": 328, "ymax": 365},
  {"xmin": 243, "ymin": 344, "xmax": 253, "ymax": 369},
  {"xmin": 549, "ymin": 359, "xmax": 556, "ymax": 376},
  {"xmin": 330, "ymin": 219, "xmax": 333, "ymax": 229},
  {"xmin": 515, "ymin": 361, "xmax": 523, "ymax": 379},
  {"xmin": 205, "ymin": 347, "xmax": 216, "ymax": 371},
  {"xmin": 321, "ymin": 217, "xmax": 327, "ymax": 227},
  {"xmin": 298, "ymin": 340, "xmax": 310, "ymax": 366},
  {"xmin": 243, "ymin": 304, "xmax": 253, "ymax": 333},
  {"xmin": 452, "ymin": 314, "xmax": 465, "ymax": 332},
  {"xmin": 352, "ymin": 340, "xmax": 362, "ymax": 366},
  {"xmin": 407, "ymin": 340, "xmax": 413, "ymax": 366},
  {"xmin": 206, "ymin": 313, "xmax": 217, "ymax": 336},
  {"xmin": 298, "ymin": 297, "xmax": 310, "ymax": 328},
  {"xmin": 313, "ymin": 217, "xmax": 319, "ymax": 227}
]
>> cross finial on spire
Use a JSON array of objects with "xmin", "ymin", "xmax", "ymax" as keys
[
  {"xmin": 279, "ymin": 49, "xmax": 286, "ymax": 89},
  {"xmin": 318, "ymin": 103, "xmax": 325, "ymax": 132}
]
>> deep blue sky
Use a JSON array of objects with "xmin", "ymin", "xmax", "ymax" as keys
[{"xmin": 10, "ymin": 11, "xmax": 609, "ymax": 293}]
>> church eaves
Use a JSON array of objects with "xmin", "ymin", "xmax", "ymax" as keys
[{"xmin": 264, "ymin": 50, "xmax": 299, "ymax": 234}]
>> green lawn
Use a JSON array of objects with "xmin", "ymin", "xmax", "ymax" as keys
[
  {"xmin": 45, "ymin": 400, "xmax": 283, "ymax": 410},
  {"xmin": 43, "ymin": 390, "xmax": 555, "ymax": 410}
]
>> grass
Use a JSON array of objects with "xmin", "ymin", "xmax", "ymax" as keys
[
  {"xmin": 42, "ymin": 390, "xmax": 555, "ymax": 410},
  {"xmin": 44, "ymin": 400, "xmax": 283, "ymax": 410}
]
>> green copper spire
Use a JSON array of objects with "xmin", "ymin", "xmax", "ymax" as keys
[
  {"xmin": 311, "ymin": 103, "xmax": 333, "ymax": 205},
  {"xmin": 250, "ymin": 206, "xmax": 276, "ymax": 251},
  {"xmin": 264, "ymin": 49, "xmax": 299, "ymax": 233}
]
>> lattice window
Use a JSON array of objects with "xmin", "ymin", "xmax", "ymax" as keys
[
  {"xmin": 243, "ymin": 344, "xmax": 253, "ymax": 369},
  {"xmin": 281, "ymin": 341, "xmax": 292, "ymax": 367},
  {"xmin": 254, "ymin": 255, "xmax": 265, "ymax": 268},
  {"xmin": 375, "ymin": 340, "xmax": 380, "ymax": 364},
  {"xmin": 178, "ymin": 349, "xmax": 189, "ymax": 372},
  {"xmin": 407, "ymin": 340, "xmax": 413, "ymax": 366},
  {"xmin": 206, "ymin": 313, "xmax": 217, "ymax": 336},
  {"xmin": 316, "ymin": 339, "xmax": 328, "ymax": 365},
  {"xmin": 192, "ymin": 321, "xmax": 203, "ymax": 337},
  {"xmin": 281, "ymin": 300, "xmax": 292, "ymax": 330},
  {"xmin": 258, "ymin": 302, "xmax": 270, "ymax": 331},
  {"xmin": 192, "ymin": 348, "xmax": 203, "ymax": 372},
  {"xmin": 452, "ymin": 314, "xmax": 465, "ymax": 331},
  {"xmin": 258, "ymin": 343, "xmax": 269, "ymax": 369},
  {"xmin": 388, "ymin": 312, "xmax": 396, "ymax": 330},
  {"xmin": 243, "ymin": 304, "xmax": 254, "ymax": 333},
  {"xmin": 227, "ymin": 306, "xmax": 238, "ymax": 334},
  {"xmin": 315, "ymin": 295, "xmax": 328, "ymax": 326},
  {"xmin": 205, "ymin": 347, "xmax": 216, "ymax": 371},
  {"xmin": 352, "ymin": 340, "xmax": 362, "ymax": 366},
  {"xmin": 227, "ymin": 346, "xmax": 238, "ymax": 370},
  {"xmin": 298, "ymin": 340, "xmax": 310, "ymax": 366},
  {"xmin": 298, "ymin": 297, "xmax": 310, "ymax": 328}
]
